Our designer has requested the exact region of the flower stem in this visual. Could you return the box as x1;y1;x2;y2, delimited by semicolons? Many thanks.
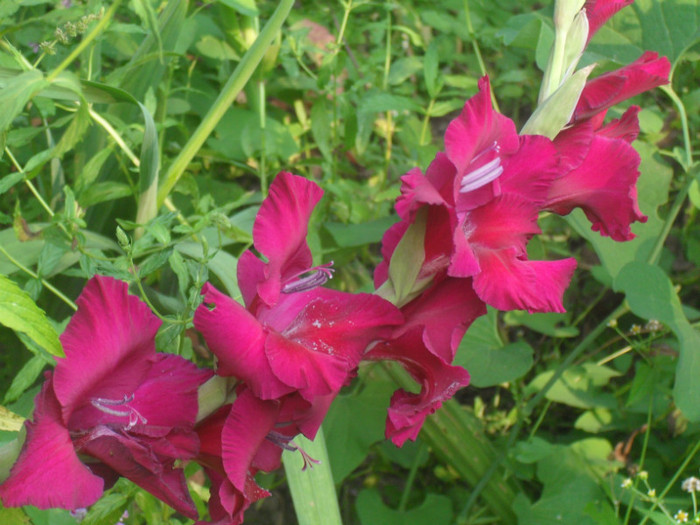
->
157;0;294;206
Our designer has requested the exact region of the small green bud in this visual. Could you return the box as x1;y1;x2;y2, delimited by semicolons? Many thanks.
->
116;226;131;250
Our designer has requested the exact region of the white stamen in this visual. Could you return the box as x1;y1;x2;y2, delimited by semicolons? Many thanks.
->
91;394;147;429
460;157;503;193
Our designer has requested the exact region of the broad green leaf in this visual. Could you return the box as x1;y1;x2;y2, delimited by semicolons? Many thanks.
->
589;0;700;66
283;427;342;525
515;439;614;525
504;311;579;338
455;308;534;387
324;370;394;484
359;91;423;114
0;70;49;132
525;364;620;409
356;490;452;525
0;274;62;357
614;262;700;421
388;57;423;85
0;406;24;432
324;216;398;248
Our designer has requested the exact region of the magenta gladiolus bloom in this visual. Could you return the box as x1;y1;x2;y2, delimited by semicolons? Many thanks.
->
386;78;576;313
194;172;403;402
0;276;211;517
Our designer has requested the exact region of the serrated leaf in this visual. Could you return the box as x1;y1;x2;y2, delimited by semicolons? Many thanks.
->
455;308;534;387
0;274;62;357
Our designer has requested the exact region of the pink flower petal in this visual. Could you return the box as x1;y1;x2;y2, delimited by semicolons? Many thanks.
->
598;105;640;143
574;52;670;122
472;250;577;313
584;0;634;42
399;278;486;362
0;380;104;510
265;289;402;400
54;275;161;424
251;172;324;306
444;77;519;179
221;390;278;495
81;427;198;519
367;329;471;447
194;283;292;400
548;126;645;241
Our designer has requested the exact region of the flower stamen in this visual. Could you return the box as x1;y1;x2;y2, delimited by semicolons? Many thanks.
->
91;394;147;430
282;262;335;294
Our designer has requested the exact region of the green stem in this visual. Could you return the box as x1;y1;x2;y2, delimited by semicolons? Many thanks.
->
398;443;427;512
156;0;294;206
463;0;498;112
283;426;343;525
0;244;77;311
46;1;122;82
647;86;696;265
638;439;700;525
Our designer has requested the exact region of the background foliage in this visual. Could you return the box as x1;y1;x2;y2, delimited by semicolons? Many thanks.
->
0;0;698;524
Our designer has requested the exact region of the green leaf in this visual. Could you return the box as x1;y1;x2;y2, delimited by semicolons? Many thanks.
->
53;100;91;159
505;311;579;337
3;355;48;405
0;274;62;357
324;369;394;484
0;70;49;132
311;98;332;161
217;0;259;17
176;242;239;298
356;490;452;525
283;427;342;525
455;308;534;387
0;406;24;432
324;216;398;248
424;40;440;98
614;261;700;421
0;172;24;196
359;91;423;114
525;364;620;409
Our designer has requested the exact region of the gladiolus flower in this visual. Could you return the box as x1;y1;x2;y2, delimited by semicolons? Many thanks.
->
0;276;211;517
